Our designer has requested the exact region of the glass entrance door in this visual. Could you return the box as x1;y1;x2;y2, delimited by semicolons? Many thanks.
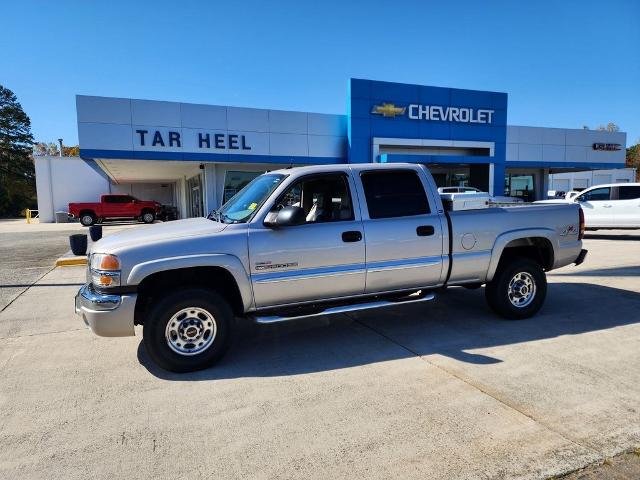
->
186;174;204;217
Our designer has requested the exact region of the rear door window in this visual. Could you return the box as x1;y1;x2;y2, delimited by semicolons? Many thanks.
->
360;170;430;219
617;186;640;200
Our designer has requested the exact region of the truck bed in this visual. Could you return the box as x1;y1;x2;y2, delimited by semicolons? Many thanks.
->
445;203;582;284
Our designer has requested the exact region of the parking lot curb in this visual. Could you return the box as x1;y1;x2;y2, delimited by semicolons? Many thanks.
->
55;253;87;267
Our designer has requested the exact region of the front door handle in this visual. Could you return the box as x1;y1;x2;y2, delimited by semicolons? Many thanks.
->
342;231;362;242
416;225;435;237
603;204;613;208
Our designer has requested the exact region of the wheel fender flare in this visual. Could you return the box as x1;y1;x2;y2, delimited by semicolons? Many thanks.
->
486;228;558;283
127;254;253;311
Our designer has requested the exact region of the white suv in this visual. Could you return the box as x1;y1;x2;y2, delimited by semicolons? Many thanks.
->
537;183;640;229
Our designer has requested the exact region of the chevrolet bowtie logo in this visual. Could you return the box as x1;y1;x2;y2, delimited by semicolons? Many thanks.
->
371;103;406;118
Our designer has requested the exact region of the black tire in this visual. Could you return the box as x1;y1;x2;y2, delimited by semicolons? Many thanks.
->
143;288;233;372
80;212;96;226
485;257;547;320
141;210;155;224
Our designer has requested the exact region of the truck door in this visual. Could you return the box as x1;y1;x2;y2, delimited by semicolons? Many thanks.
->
613;185;640;227
248;172;366;308
101;195;130;217
575;187;612;227
356;168;445;293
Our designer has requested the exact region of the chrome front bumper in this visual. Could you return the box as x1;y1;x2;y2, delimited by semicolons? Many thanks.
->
75;284;136;337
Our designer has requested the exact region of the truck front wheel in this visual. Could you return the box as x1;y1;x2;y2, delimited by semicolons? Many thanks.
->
485;257;547;320
80;212;96;226
141;211;155;223
143;288;233;372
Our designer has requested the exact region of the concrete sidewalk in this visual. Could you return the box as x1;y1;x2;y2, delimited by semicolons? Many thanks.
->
0;231;638;479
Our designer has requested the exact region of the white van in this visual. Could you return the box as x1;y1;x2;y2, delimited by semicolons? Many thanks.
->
536;183;640;229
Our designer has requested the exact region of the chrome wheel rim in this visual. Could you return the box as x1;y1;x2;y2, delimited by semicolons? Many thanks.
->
143;213;154;222
82;215;93;225
507;272;536;308
165;307;217;356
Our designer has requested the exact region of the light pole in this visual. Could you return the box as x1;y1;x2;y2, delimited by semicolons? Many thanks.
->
58;138;63;157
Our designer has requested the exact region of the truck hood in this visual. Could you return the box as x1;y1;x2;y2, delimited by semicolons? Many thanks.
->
91;218;228;253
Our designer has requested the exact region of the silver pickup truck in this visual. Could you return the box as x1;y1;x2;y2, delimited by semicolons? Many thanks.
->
76;163;587;372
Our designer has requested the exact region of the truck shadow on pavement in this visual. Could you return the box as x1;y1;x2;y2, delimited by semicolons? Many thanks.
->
550;266;640;277
138;282;640;381
584;233;640;241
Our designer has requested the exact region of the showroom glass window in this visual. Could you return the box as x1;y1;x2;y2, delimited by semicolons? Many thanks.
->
360;170;430;219
505;174;535;201
223;171;264;204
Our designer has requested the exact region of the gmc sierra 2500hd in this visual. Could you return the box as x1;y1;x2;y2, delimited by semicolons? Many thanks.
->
76;163;587;372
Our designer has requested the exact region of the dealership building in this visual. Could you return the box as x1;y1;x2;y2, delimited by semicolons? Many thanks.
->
35;78;627;222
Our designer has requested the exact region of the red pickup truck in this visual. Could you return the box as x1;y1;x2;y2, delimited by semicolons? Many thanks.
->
69;195;162;226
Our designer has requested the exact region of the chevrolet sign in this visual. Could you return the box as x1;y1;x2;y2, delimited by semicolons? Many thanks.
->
371;103;406;117
408;104;494;124
370;102;495;124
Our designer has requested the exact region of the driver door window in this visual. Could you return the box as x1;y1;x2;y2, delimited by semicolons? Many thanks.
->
249;173;365;308
577;187;611;202
266;175;354;224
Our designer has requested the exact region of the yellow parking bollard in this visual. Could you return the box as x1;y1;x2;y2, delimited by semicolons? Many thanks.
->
25;209;38;224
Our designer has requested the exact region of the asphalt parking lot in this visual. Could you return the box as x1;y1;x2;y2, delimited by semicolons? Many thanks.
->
0;229;72;310
0;226;639;479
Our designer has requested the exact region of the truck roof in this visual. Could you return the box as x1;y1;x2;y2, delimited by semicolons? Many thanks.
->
268;163;422;176
582;182;640;188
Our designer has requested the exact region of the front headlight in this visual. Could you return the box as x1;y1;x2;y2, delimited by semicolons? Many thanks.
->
90;253;121;288
90;253;120;271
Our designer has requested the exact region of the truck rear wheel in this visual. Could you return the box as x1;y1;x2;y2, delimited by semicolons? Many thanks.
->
143;288;233;372
485;257;547;320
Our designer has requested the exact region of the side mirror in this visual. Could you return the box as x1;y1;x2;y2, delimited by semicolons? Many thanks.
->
265;206;306;228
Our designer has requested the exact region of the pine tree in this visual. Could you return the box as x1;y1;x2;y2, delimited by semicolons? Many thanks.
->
0;85;35;216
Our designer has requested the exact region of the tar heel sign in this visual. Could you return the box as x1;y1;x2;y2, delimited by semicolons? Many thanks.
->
371;102;495;124
135;129;252;151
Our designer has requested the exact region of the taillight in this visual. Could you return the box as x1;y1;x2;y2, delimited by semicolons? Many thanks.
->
578;207;585;240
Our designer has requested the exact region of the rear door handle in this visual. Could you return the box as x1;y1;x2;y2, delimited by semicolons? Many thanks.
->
342;231;362;242
416;225;435;237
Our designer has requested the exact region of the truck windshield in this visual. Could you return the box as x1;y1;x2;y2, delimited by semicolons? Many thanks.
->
210;173;286;223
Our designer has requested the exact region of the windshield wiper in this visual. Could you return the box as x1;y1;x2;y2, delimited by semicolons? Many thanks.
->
208;210;237;224
207;210;222;222
220;212;239;224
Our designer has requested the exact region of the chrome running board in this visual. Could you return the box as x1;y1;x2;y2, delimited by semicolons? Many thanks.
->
252;290;435;324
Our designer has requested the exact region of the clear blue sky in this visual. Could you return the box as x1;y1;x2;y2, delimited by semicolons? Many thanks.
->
2;0;639;146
